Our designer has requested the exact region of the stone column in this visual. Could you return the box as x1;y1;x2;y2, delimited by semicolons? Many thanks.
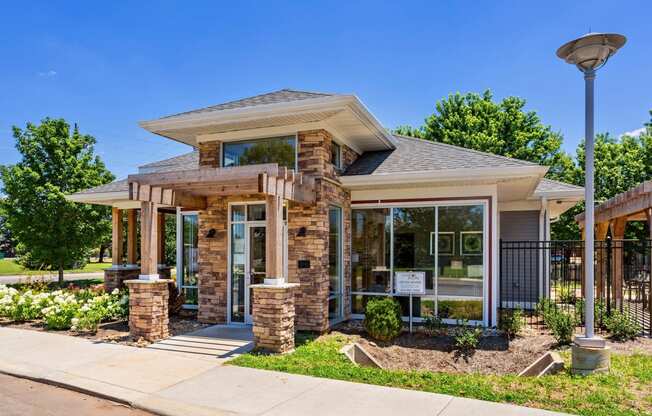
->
251;283;299;353
125;280;169;341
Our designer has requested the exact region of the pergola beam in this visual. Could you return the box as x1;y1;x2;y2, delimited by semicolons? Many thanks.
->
576;180;652;225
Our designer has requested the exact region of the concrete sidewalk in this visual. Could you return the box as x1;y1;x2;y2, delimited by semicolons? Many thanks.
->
0;271;104;285
0;327;568;416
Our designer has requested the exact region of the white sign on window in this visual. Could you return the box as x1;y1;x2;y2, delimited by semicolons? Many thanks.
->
394;271;426;295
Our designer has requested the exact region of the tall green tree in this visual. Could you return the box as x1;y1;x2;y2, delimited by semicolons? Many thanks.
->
395;90;574;182
0;119;115;282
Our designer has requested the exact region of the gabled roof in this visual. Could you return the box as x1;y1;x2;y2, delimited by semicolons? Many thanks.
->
160;89;334;120
343;135;538;176
138;151;198;173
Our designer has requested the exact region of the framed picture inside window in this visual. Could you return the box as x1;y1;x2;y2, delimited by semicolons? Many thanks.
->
430;231;454;255
460;231;483;255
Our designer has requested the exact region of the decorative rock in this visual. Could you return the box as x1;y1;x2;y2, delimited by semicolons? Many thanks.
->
571;344;611;375
251;283;299;353
125;280;170;342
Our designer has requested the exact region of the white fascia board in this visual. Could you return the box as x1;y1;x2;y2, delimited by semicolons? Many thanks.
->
139;95;395;151
65;191;129;204
340;166;548;188
531;189;585;201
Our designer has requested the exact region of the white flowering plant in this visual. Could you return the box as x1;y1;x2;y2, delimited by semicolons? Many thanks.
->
0;284;129;332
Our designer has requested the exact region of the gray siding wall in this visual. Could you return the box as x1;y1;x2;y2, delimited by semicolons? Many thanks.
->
500;210;540;306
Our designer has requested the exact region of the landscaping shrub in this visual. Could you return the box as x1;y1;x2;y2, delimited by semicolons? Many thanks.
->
423;313;446;335
363;297;402;342
604;310;640;341
535;298;557;320
498;308;524;339
0;284;129;332
557;285;577;305
545;309;577;345
453;319;483;351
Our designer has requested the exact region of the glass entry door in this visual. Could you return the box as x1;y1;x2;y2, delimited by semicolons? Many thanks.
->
246;226;266;324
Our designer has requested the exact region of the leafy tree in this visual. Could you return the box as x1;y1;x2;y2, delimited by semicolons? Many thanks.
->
0;119;115;282
0;202;16;257
400;90;574;177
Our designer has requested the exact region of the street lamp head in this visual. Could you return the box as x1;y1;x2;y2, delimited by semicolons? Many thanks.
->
556;32;626;73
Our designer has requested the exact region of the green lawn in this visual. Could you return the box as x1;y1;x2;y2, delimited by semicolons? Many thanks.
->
0;259;111;276
230;333;652;416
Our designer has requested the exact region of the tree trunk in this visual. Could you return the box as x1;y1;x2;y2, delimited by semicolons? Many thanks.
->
58;264;64;285
98;244;107;263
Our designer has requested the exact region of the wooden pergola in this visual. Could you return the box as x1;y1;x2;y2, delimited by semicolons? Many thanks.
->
576;180;652;307
121;163;315;280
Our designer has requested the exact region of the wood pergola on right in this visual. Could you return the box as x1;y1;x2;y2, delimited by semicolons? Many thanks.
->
576;179;652;306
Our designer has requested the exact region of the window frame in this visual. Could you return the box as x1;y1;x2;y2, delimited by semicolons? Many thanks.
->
330;140;342;169
220;134;298;171
350;199;489;326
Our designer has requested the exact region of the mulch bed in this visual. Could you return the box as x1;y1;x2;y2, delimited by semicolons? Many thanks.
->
333;320;652;375
0;310;210;348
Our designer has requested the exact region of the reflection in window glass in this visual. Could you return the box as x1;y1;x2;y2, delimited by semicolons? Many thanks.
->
247;204;266;221
230;223;246;323
231;205;245;222
181;215;198;305
351;209;391;294
331;141;341;168
437;205;484;321
328;206;342;322
223;136;296;169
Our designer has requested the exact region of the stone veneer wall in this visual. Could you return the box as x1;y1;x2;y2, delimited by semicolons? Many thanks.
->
198;141;221;168
287;130;355;331
194;131;357;330
251;284;298;353
197;193;262;323
126;280;169;341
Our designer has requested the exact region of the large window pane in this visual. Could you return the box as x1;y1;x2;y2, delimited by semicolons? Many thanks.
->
181;215;199;306
351;209;391;294
393;207;436;295
329;206;342;321
437;205;484;321
230;223;246;322
223;136;296;169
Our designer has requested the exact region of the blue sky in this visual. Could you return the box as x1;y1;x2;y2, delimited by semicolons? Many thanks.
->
1;1;650;180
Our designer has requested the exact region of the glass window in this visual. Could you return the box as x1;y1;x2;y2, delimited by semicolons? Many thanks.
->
222;136;296;170
393;207;436;296
437;205;484;321
180;214;199;306
231;205;245;222
329;206;343;322
230;223;246;322
331;141;341;168
351;209;391;294
247;204;266;221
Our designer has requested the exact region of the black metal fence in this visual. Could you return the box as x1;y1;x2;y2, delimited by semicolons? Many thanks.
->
499;239;651;336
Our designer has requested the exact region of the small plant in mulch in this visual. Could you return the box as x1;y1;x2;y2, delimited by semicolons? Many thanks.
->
423;313;447;336
363;297;402;342
453;319;482;353
604;310;641;341
498;308;525;339
544;309;577;345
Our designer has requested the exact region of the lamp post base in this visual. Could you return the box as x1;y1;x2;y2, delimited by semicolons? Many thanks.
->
571;336;610;375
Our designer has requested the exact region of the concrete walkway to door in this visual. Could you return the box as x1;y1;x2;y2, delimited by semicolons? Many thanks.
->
147;325;254;361
0;327;569;416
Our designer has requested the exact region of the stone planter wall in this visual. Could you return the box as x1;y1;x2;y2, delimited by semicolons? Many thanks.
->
104;267;140;292
125;280;169;342
251;284;299;353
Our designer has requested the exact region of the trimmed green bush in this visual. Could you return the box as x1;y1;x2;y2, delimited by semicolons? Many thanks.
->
364;297;403;342
545;309;577;345
454;319;483;351
498;308;525;339
604;310;640;341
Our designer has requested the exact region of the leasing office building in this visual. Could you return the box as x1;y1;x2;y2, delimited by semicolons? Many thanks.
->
69;89;583;334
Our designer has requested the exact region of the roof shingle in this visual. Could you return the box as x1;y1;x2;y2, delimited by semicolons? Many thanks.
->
161;89;334;120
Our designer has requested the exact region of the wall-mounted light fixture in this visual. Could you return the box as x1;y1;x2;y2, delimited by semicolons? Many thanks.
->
206;228;216;238
297;227;307;237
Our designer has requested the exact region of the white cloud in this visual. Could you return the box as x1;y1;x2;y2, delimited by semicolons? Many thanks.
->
37;70;57;78
619;127;646;138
